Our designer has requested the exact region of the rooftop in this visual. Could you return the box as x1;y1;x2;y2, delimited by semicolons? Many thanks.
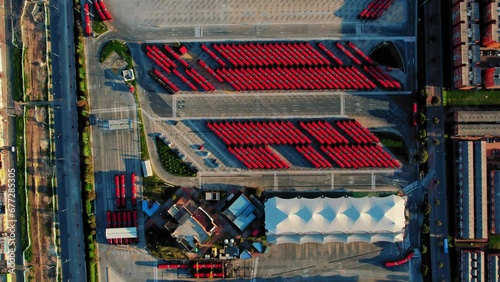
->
223;194;257;231
483;67;500;89
455;123;500;136
455;110;500;123
105;227;138;239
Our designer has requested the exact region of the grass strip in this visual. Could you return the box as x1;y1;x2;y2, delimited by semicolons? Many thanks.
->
444;89;500;106
74;2;98;281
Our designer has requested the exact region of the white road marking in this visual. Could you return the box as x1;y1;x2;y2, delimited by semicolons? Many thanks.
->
251;257;259;282
91;106;137;114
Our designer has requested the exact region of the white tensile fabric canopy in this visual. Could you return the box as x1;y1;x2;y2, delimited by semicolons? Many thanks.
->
265;195;406;245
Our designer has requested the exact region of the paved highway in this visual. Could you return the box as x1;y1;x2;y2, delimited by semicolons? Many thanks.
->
49;0;86;281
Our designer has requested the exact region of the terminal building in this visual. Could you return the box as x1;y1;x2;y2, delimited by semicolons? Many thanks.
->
488;254;500;282
455;141;488;240
459;250;486;281
459;250;500;282
491;170;500;233
454;138;500;282
264;195;406;245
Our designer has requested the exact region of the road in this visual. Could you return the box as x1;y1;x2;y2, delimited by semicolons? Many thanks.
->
422;0;451;280
49;0;86;281
83;19;144;282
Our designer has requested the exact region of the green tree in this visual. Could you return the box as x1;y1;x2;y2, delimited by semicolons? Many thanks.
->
424;203;431;215
419;129;427;139
421;264;429;276
433;117;440;124
431;96;441;105
434;179;440;185
437;220;442;226
418;113;427;124
418;149;429;163
88;214;96;225
85;190;96;201
433;138;440;145
422;224;430;234
421;245;428;254
439;262;444;268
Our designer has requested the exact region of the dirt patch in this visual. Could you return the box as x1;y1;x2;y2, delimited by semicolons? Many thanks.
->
21;2;57;281
23;1;48;101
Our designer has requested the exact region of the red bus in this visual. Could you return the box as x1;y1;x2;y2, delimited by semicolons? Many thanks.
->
157;263;188;269
412;103;418;126
385;252;414;267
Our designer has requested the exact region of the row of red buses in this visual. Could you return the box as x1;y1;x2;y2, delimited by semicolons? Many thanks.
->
385;252;414;267
212;42;329;67
206;120;311;146
359;0;394;20
227;145;290;170
321;144;400;169
83;3;92;36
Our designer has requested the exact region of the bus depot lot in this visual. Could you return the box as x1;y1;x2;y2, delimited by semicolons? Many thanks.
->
103;0;415;39
133;40;415;95
246;241;411;281
152;115;412;191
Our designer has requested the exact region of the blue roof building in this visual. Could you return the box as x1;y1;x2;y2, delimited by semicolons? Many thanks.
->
223;194;257;231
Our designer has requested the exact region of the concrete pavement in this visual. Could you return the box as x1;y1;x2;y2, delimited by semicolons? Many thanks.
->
49;0;86;280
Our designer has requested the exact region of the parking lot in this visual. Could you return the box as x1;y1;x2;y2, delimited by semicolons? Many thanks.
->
89;1;420;280
142;93;407;121
246;241;409;280
105;0;415;40
134;40;413;95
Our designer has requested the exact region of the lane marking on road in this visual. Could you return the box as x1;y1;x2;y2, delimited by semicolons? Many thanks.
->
91;106;137;114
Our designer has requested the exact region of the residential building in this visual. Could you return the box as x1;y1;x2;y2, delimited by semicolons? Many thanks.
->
459;250;486;281
482;0;500;48
482;67;500;89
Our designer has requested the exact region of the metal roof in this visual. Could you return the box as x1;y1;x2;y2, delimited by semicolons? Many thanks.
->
105;227;138;239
